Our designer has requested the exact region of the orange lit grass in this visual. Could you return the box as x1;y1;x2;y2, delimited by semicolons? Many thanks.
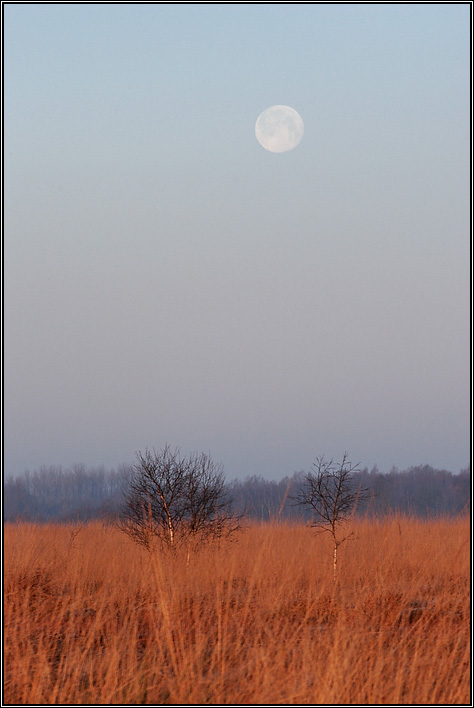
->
4;516;470;704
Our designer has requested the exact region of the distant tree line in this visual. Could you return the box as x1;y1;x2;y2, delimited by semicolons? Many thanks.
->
3;461;470;523
229;465;470;521
3;464;127;522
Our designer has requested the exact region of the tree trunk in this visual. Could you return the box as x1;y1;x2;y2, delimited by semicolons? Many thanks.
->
167;514;174;547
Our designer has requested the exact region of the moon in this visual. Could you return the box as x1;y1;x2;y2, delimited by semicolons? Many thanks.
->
255;105;304;153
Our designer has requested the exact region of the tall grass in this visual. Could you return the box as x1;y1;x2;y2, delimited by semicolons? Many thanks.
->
4;516;470;704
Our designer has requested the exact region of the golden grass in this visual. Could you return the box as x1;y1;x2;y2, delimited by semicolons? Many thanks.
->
4;516;470;704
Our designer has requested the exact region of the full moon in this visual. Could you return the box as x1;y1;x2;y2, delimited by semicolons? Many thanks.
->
255;105;304;153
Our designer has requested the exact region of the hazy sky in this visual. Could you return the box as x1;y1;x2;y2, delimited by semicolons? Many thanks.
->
4;4;470;480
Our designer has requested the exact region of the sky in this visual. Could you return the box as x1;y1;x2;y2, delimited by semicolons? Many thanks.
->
4;3;471;481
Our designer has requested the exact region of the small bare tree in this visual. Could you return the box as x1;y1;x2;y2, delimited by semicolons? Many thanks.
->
293;453;370;580
118;445;242;555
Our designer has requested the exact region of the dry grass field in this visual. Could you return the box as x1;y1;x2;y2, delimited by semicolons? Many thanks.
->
3;516;470;705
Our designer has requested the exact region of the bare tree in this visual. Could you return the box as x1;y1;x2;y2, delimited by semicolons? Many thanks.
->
118;445;242;555
293;453;370;580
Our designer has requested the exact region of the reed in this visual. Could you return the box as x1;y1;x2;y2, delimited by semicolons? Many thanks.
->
4;516;470;704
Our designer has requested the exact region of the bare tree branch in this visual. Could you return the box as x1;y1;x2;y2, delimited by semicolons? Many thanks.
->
292;453;371;579
117;445;242;553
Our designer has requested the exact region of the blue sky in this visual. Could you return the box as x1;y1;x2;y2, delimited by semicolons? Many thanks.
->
4;4;470;479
